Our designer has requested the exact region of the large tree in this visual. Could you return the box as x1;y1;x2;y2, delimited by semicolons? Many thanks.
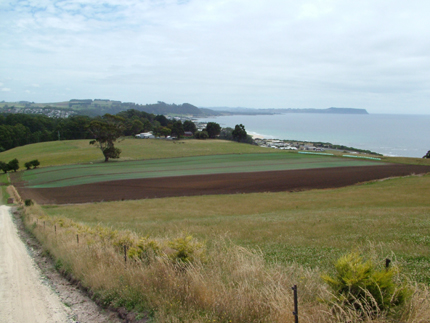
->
0;161;9;173
88;114;125;162
205;122;221;139
7;158;19;172
424;150;430;158
183;120;197;134
232;124;248;142
171;120;185;139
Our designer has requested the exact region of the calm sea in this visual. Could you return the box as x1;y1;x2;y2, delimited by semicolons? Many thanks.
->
197;114;430;158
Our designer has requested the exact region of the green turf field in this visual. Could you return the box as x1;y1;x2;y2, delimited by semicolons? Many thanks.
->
19;152;384;188
0;138;274;167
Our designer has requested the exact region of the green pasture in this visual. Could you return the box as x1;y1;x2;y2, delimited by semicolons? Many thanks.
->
43;173;430;284
1;138;428;170
17;152;383;188
0;138;273;167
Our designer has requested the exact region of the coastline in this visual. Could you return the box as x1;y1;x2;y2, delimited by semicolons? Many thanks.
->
196;113;430;158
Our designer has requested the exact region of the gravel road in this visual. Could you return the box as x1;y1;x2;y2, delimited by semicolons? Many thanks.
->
0;205;72;322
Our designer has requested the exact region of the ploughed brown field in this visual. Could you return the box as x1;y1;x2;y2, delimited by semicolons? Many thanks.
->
16;164;430;205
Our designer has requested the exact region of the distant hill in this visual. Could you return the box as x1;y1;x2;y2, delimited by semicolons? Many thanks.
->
1;100;368;117
0;99;220;117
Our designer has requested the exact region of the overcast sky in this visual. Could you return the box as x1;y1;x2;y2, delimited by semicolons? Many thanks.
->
1;1;430;114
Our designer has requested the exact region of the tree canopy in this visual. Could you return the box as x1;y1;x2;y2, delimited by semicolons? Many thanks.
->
232;124;248;142
88;114;125;162
183;120;197;134
171;120;185;139
205;122;221;139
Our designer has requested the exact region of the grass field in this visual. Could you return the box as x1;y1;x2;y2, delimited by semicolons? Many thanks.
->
17;152;383;188
42;172;430;284
1;138;429;169
0;138;273;167
6;139;430;321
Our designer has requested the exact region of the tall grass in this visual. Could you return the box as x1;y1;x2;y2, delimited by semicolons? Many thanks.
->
43;174;430;284
22;204;430;322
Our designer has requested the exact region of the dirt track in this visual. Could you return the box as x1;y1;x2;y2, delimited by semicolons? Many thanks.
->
16;164;430;205
0;205;72;322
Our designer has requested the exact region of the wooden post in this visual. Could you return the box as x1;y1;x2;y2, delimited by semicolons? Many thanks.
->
386;258;391;269
124;245;127;264
292;285;299;323
77;234;79;244
55;225;56;234
44;221;45;230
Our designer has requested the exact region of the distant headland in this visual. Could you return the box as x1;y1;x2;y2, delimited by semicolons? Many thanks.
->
204;107;369;115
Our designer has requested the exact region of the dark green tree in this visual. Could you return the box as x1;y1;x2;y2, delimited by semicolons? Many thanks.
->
88;114;125;162
194;130;209;139
7;158;19;172
31;159;40;168
232;124;248;142
205;122;221;139
155;115;169;127
141;119;153;132
129;119;144;135
423;150;430;158
160;127;172;138
183;120;197;134
171;120;185;139
25;159;40;170
0;161;9;173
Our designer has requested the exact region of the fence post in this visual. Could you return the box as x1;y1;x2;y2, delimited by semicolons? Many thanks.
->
292;285;299;323
55;225;56;234
386;258;391;269
77;234;79;245
44;221;45;230
124;245;127;264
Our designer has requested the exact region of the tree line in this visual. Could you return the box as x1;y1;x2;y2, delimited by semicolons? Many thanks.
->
0;110;253;161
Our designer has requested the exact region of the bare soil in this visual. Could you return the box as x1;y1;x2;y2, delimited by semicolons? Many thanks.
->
15;164;430;205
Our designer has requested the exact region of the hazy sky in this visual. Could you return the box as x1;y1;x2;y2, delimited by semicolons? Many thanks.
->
1;1;430;114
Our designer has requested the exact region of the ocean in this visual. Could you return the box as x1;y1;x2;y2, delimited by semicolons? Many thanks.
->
197;113;430;158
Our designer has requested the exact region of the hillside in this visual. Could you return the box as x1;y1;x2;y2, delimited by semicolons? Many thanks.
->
4;138;430;322
0;99;220;117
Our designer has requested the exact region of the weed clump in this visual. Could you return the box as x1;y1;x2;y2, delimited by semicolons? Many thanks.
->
168;234;205;264
128;237;161;264
322;252;410;317
25;199;33;206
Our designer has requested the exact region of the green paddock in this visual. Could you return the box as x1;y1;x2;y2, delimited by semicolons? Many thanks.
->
19;152;384;188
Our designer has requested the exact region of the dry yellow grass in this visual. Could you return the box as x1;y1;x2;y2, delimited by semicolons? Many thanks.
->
21;207;430;322
43;173;430;283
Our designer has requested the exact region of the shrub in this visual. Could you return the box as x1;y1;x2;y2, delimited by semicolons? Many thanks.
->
168;235;205;264
25;160;41;170
31;159;40;168
322;252;410;316
127;237;161;264
25;199;34;206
